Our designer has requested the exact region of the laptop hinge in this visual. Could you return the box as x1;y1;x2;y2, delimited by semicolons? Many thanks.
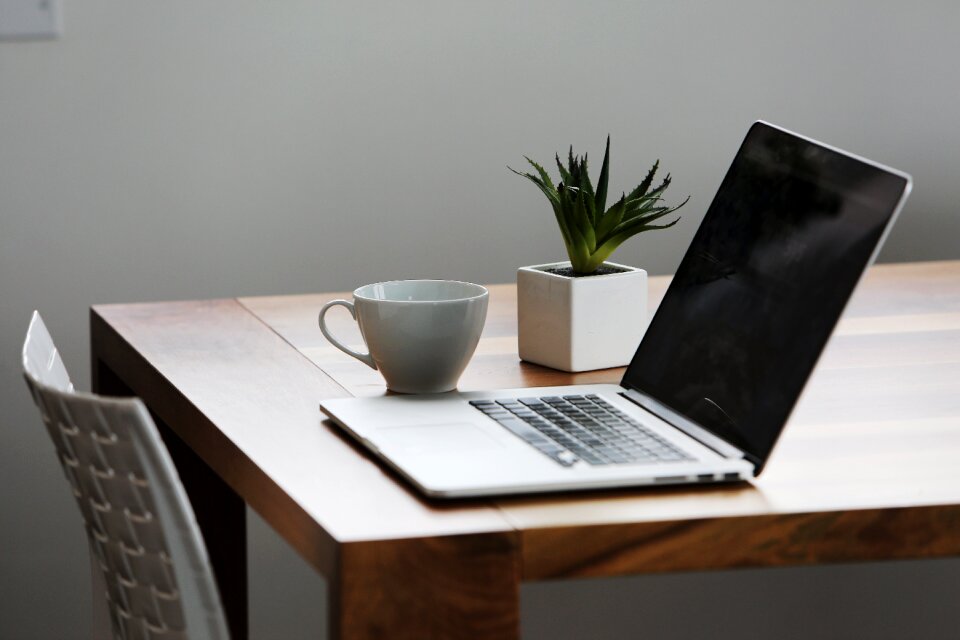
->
620;389;758;469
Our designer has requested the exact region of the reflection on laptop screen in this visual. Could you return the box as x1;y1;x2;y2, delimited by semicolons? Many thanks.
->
622;122;910;465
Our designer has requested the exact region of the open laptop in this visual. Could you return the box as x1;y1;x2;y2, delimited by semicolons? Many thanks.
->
320;121;912;498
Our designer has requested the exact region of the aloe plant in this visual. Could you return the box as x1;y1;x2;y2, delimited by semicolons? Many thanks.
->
510;136;688;275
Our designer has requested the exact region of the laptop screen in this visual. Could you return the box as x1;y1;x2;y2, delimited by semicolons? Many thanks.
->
621;121;910;469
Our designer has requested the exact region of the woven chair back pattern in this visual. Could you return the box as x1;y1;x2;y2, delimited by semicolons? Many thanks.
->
23;312;229;640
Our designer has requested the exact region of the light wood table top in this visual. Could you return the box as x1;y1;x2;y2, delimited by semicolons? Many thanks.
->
90;260;960;639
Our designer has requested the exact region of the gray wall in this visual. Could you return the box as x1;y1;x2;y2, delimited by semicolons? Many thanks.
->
2;1;959;638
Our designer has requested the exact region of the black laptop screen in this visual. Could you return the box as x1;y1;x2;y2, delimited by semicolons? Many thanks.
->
621;122;909;468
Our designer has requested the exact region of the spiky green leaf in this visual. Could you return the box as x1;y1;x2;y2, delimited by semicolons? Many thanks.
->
524;156;556;192
642;173;673;202
595;192;627;243
555;153;573;187
565;216;592;271
621;195;663;221
610;215;682;242
572;190;596;251
595;135;611;216
613;196;688;237
626;160;660;201
507;166;560;208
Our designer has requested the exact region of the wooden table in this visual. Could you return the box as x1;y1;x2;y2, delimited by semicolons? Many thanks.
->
90;261;960;640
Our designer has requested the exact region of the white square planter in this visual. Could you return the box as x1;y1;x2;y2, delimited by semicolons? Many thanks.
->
517;261;648;372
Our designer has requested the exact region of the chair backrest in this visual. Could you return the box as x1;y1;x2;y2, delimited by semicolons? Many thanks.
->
22;312;230;640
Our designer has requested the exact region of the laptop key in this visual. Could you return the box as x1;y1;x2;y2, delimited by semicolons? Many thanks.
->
473;403;497;411
580;452;610;465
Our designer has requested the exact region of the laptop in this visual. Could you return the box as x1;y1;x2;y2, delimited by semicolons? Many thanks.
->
320;121;912;498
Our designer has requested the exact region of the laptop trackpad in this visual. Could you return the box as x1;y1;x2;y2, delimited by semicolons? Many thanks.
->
375;422;505;455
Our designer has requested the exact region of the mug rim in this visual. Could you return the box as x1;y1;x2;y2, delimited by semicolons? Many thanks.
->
353;279;489;304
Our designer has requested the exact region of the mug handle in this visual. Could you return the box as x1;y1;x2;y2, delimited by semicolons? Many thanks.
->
318;300;377;370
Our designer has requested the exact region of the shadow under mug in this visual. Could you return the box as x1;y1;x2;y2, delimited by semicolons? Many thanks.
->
318;280;489;394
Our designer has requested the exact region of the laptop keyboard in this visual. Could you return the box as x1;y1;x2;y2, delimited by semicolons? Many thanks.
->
470;394;694;467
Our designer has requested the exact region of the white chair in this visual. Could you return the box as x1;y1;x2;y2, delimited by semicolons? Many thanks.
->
22;311;231;640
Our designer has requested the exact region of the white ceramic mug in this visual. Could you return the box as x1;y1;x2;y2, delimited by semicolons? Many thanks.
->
318;280;489;394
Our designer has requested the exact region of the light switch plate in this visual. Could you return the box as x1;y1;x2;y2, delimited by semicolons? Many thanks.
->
0;0;62;40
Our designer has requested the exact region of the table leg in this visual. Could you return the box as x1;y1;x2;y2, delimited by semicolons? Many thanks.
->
330;533;521;640
93;360;249;640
